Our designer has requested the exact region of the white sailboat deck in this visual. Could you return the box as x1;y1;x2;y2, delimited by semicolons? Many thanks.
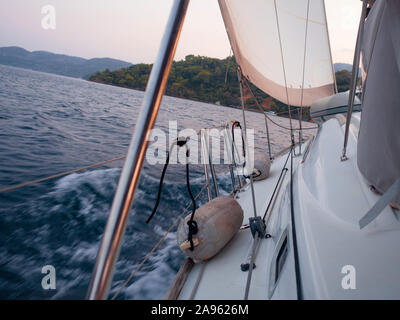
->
178;114;400;300
179;141;302;300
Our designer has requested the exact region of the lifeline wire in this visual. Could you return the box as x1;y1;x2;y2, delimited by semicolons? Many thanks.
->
298;0;311;153
0;156;126;194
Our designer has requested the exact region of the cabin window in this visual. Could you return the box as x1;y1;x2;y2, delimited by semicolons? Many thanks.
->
275;236;288;285
268;228;289;298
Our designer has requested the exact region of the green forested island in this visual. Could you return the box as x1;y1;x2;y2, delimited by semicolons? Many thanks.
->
89;55;352;118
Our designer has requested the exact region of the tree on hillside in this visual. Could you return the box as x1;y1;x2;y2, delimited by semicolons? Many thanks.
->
335;70;351;92
89;55;356;121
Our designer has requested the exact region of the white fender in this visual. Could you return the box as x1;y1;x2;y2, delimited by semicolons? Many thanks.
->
177;195;243;262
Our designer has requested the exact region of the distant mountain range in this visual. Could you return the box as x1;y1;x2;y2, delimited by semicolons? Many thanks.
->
0;46;132;79
0;46;356;81
334;62;362;76
334;63;352;72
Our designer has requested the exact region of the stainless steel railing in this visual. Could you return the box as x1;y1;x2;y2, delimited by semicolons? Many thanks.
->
87;0;190;300
341;0;368;161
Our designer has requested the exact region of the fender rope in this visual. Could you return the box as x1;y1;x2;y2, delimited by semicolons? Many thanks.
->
145;138;198;251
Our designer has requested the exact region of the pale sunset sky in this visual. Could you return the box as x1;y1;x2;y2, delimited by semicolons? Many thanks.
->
0;0;362;64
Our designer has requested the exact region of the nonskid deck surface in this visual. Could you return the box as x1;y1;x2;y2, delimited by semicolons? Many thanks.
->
178;114;400;300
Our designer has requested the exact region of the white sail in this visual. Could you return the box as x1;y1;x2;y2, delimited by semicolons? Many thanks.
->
218;0;336;106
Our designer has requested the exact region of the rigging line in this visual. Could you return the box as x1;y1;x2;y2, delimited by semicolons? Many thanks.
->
111;182;208;300
242;78;318;131
273;0;294;135
289;145;303;299
222;128;237;192
273;107;304;116
145;146;172;224
201;129;220;197
264;105;310;117
200;130;214;200
237;68;250;153
264;113;318;131
277;106;302;111
185;146;199;252
224;48;233;86
243;233;262;300
0;156;126;194
262;148;291;221
225;125;244;189
298;0;311;154
146;139;197;250
146;139;191;224
237;69;250;169
237;68;258;218
241;80;272;159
